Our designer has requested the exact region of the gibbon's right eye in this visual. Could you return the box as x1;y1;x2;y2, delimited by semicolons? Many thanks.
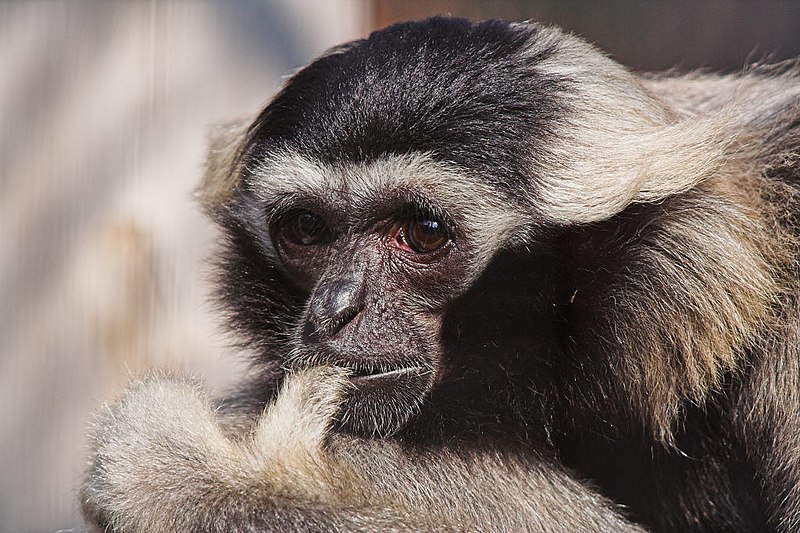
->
403;216;449;254
279;211;332;246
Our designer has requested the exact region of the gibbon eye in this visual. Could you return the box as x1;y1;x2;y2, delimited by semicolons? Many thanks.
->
280;211;331;246
402;216;449;254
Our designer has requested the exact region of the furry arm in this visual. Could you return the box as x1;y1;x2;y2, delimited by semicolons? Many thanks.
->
80;368;645;532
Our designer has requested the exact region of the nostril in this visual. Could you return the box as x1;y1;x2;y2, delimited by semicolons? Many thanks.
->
301;306;360;344
330;305;359;334
302;278;365;344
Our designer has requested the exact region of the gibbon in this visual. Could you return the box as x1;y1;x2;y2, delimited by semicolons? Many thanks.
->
82;17;800;532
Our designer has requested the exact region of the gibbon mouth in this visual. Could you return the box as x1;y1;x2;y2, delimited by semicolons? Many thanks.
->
348;366;427;387
337;364;434;437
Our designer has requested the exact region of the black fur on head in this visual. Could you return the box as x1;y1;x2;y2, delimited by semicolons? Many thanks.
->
241;17;567;195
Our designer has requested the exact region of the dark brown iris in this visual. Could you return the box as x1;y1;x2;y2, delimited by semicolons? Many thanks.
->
280;211;331;246
403;216;448;254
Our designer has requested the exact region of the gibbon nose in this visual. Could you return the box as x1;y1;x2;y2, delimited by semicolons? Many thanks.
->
302;279;364;344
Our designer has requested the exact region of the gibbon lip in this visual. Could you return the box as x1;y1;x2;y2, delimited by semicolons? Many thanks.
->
348;366;426;385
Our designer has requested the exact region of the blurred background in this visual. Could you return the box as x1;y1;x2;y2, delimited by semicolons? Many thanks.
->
2;1;800;531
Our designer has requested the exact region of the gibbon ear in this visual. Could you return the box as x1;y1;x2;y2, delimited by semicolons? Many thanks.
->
196;118;250;213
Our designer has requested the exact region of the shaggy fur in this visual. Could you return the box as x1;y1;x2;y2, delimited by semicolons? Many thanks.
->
83;17;800;532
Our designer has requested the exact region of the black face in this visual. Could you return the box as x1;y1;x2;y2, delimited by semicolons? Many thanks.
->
266;202;468;436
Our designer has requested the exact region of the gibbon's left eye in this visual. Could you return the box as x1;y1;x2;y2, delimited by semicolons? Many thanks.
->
279;210;332;246
399;216;449;254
